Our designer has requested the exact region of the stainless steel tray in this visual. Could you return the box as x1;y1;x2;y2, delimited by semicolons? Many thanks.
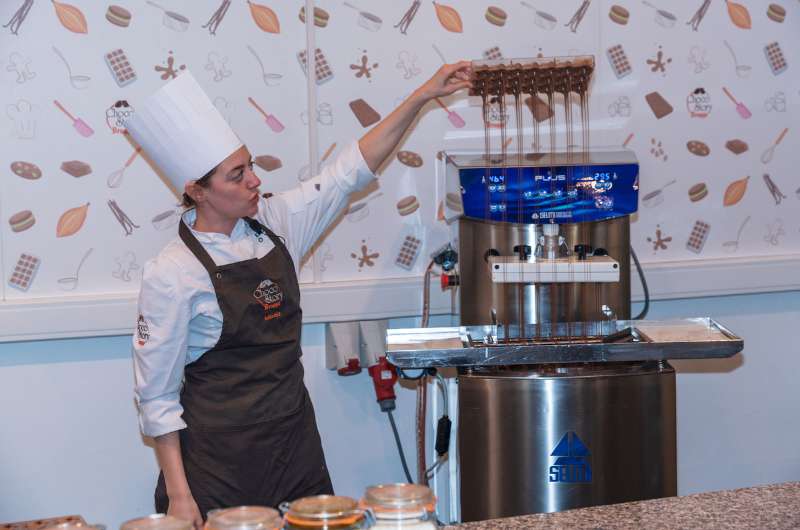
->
386;318;743;368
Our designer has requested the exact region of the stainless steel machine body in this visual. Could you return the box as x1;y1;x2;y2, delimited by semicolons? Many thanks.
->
455;215;677;521
458;215;631;326
434;148;683;520
458;362;676;520
388;144;742;521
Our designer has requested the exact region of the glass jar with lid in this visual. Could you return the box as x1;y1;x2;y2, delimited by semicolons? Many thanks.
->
120;514;193;530
361;484;438;529
42;523;103;530
205;506;281;530
284;495;368;529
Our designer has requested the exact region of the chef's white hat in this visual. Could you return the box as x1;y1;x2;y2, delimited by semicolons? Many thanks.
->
124;70;242;191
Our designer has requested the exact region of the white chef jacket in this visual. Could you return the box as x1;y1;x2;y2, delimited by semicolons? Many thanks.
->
133;140;375;438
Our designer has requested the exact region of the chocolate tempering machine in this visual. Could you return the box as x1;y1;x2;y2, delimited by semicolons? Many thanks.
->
385;57;743;522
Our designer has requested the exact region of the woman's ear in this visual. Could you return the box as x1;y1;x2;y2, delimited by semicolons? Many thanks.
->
185;180;205;205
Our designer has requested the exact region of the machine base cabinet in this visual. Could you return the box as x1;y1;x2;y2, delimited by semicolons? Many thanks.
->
458;361;677;522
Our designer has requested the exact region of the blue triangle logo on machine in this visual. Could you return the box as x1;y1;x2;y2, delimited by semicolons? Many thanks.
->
551;431;590;457
549;432;592;483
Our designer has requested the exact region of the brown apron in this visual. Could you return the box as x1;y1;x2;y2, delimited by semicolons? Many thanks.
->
155;217;333;516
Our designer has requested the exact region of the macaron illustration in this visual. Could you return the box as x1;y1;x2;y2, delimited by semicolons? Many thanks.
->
485;6;507;26
9;210;35;232
106;5;132;27
609;5;629;25
767;3;785;23
299;6;330;27
396;195;420;216
445;192;463;212
688;182;708;202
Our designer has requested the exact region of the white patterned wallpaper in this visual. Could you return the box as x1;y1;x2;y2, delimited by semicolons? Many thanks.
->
1;0;797;302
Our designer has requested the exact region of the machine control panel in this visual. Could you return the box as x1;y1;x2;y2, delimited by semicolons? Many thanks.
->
444;150;639;225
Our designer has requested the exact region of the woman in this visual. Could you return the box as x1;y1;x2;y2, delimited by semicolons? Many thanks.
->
127;63;471;528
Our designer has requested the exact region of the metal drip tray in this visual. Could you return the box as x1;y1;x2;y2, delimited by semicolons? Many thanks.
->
386;318;742;368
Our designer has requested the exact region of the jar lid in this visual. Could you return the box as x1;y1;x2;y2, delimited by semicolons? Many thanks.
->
42;521;98;530
206;506;281;530
362;484;436;512
285;495;363;523
120;515;193;530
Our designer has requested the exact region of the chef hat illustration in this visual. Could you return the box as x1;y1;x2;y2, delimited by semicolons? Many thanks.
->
124;70;242;192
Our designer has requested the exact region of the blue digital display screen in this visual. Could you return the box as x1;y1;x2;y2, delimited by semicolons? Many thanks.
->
458;163;639;224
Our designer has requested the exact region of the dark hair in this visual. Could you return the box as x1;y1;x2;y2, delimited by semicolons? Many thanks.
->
182;164;218;208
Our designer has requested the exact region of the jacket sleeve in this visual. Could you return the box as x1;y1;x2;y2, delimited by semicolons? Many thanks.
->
256;139;376;268
132;255;192;438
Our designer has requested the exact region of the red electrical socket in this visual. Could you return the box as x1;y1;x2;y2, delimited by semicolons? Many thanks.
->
441;272;460;289
368;356;398;406
337;358;362;376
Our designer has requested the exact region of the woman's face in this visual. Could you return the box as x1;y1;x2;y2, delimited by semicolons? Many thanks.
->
194;145;262;219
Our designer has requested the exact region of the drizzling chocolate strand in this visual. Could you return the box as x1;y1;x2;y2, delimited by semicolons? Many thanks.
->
470;56;596;339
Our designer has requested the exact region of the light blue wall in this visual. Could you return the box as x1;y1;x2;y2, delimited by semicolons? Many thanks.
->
1;292;799;527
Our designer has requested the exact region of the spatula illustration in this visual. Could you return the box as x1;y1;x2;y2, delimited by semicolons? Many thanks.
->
54;99;94;137
721;86;751;119
247;96;284;132
434;97;465;128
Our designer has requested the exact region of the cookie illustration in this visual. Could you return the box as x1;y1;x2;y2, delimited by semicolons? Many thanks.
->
349;98;381;127
397;150;423;167
686;140;710;156
254;155;282;172
725;139;748;154
11;161;41;180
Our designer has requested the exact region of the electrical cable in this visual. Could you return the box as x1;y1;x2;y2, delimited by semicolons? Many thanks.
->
397;367;427;381
435;372;448;418
387;409;414;484
421;259;436;328
630;246;650;320
415;377;427;484
425;456;444;479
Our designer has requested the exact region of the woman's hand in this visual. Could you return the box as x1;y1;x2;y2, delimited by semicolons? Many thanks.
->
414;61;473;100
357;60;472;172
168;493;204;530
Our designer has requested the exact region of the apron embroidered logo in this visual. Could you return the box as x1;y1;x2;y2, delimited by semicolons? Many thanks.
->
136;314;150;346
254;278;283;320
